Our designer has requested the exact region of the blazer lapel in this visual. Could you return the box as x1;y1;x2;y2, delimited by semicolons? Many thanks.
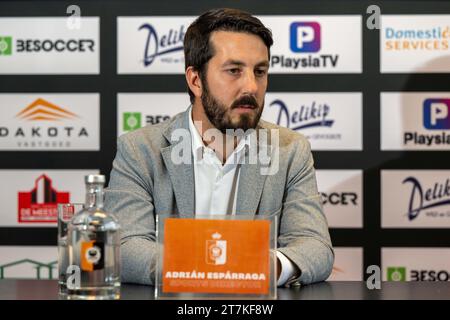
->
235;127;272;216
161;110;195;218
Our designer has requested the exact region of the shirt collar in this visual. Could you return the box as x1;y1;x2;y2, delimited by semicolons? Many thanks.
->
188;106;250;164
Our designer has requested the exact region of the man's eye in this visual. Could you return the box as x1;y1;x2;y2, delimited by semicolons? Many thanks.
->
255;69;267;77
228;68;240;74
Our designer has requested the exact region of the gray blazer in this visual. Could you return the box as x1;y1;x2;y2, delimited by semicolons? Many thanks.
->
104;108;334;286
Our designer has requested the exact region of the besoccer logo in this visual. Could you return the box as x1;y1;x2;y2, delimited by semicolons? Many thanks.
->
290;22;321;53
123;112;141;131
387;267;406;281
0;36;12;55
423;98;450;130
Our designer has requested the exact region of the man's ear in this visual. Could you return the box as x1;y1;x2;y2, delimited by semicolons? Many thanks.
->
185;66;202;100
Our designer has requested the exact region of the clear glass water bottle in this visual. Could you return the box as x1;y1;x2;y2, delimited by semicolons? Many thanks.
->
67;174;121;299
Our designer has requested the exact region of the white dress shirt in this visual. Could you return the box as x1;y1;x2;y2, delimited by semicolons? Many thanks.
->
188;107;296;286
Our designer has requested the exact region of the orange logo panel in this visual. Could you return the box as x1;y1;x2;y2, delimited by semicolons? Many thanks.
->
162;218;270;294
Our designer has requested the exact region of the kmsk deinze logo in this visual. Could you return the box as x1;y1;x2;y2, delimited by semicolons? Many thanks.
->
258;16;361;73
382;170;450;228
0;94;99;150
262;93;362;150
117;17;195;74
0;18;99;74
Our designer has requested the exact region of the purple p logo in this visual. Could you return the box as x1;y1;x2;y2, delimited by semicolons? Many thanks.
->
290;22;321;53
423;99;450;130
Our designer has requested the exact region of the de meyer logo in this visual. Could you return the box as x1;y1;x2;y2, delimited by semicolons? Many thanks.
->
18;174;70;223
423;98;450;130
0;36;12;55
290;22;321;53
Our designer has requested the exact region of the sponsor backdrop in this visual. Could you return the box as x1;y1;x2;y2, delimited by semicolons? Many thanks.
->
0;0;450;282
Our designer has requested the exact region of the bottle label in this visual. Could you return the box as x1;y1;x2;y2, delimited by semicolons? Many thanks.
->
81;240;105;271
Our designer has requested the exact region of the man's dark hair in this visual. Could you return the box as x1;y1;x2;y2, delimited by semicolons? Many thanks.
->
184;8;273;103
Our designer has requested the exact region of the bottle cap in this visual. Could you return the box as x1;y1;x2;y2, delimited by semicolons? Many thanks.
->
85;174;105;184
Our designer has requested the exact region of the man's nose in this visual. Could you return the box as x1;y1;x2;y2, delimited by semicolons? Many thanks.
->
241;70;258;95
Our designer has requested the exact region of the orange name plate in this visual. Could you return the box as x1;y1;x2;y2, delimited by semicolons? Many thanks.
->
162;218;270;294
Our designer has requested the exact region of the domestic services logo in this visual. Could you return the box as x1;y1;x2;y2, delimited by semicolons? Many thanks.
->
384;25;449;52
381;15;450;73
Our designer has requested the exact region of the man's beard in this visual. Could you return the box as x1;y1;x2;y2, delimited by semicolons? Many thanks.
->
201;79;264;134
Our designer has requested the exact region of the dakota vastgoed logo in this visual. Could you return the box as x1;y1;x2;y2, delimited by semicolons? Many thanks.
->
0;36;12;55
402;176;450;221
0;98;89;149
16;98;78;121
404;98;450;146
123;112;170;132
271;21;339;69
18;174;70;223
268;99;335;133
139;23;185;67
0;259;57;279
387;266;450;281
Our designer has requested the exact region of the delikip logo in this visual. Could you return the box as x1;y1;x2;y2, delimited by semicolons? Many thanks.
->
16;98;78;121
18;174;70;223
139;23;185;67
423;99;450;130
0;36;12;55
290;22;321;53
269;99;334;131
402;176;450;221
